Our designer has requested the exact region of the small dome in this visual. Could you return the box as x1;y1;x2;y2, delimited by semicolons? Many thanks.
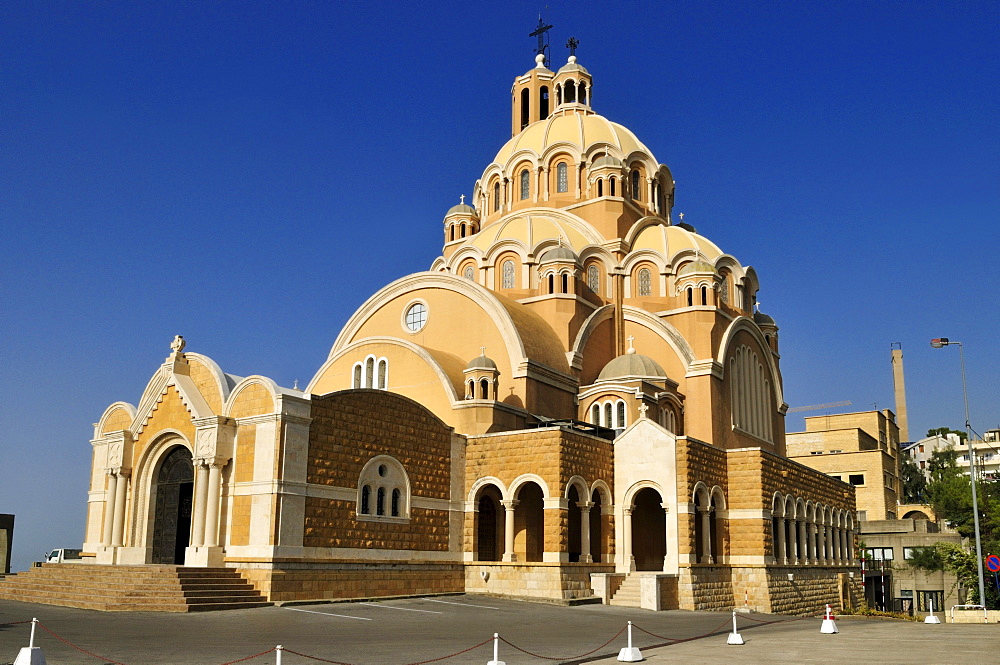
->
557;56;590;76
597;352;666;381
466;354;497;371
539;245;578;264
754;311;776;326
591;154;622;168
447;203;478;217
678;260;717;277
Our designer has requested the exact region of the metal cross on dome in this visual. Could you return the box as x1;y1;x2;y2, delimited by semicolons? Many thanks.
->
529;16;553;66
566;37;579;56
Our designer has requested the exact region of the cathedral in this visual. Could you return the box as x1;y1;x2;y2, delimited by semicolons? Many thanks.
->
81;47;859;613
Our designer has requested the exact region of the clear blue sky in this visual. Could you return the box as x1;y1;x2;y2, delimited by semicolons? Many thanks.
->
1;1;997;574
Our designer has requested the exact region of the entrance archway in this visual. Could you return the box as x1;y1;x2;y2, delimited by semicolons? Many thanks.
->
567;485;581;562
150;446;194;564
514;482;544;562
476;486;503;561
631;487;666;571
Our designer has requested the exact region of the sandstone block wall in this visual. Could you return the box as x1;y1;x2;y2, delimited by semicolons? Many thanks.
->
465;563;612;600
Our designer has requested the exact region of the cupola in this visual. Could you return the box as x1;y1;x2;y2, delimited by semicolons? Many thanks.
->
511;53;555;136
443;195;480;244
596;343;667;381
552;54;593;112
538;241;579;295
464;350;500;400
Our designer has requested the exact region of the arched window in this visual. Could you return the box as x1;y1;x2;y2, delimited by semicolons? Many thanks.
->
701;285;708;305
730;344;773;442
449;225;455;241
460;223;466;238
617;400;626;429
720;277;730;303
463;265;474;280
597;179;603;196
377;359;388;390
365;357;375;388
502;260;515;289
360;485;371;515
547;273;554;294
638;268;652;296
480;378;490;400
579;81;588;105
520;88;530;130
467;379;475;399
566;80;576;103
353;363;362;389
493;182;500;212
561;272;568;293
557;163;568;193
376;487;385;516
391;488;401;517
520;169;530;200
631;170;640;200
591;403;600;425
609;177;616;196
604;402;613;429
656;183;663;213
686;287;693;307
540;86;549;118
587;264;600;293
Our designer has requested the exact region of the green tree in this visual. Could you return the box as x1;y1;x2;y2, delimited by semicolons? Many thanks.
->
933;542;1000;609
901;455;927;503
926;426;966;441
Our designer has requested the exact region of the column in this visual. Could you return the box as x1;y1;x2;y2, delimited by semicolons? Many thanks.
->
807;522;817;564
816;524;826;564
191;462;209;548
111;471;129;547
102;472;118;546
661;503;671;572
847;528;855;564
541;167;549;201
699;506;713;564
501;500;518;562
775;517;787;564
533;167;542;203
622;508;634;570
204;463;223;548
833;528;842;564
787;519;798;564
840;529;849;565
578;501;593;563
798;520;808;564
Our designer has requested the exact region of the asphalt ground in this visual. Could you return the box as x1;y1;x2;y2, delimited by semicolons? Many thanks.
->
0;595;994;665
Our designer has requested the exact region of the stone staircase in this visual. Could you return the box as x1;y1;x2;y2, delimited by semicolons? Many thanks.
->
0;564;270;612
609;573;642;608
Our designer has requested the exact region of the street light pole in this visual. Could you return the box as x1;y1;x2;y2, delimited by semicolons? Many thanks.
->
930;338;987;608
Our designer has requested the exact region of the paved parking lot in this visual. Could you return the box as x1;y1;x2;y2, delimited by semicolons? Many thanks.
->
0;595;993;665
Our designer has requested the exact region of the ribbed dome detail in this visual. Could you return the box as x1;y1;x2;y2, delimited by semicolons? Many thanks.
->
539;246;578;263
597;353;666;381
466;355;498;371
446;203;478;217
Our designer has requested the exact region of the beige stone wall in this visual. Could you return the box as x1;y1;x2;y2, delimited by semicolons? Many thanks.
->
101;407;132;434
465;563;611;600
678;565;734;611
229;383;275;419
133;386;196;463
302;391;454;551
188;357;223;414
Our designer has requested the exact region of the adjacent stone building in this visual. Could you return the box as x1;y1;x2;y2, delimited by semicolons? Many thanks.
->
78;49;859;613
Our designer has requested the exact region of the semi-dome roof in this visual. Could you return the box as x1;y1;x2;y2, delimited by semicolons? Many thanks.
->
557;55;590;76
597;348;667;381
447;203;478;217
492;112;655;167
754;310;776;326
539;245;578;263
630;224;724;263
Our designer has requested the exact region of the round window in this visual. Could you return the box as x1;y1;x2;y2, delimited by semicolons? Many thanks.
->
404;302;427;332
378;464;387;477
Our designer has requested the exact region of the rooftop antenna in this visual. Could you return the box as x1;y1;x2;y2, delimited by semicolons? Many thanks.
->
529;15;553;68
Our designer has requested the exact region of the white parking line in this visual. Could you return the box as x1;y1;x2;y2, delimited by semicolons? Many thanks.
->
284;607;372;621
358;602;443;614
424;598;499;610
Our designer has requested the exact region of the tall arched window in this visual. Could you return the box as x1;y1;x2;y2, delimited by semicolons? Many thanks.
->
376;487;386;516
591;403;600;425
539;86;549;118
557;163;568;193
566;80;576;103
493;182;500;212
730;344;773;442
587;264;600;293
638;268;652;296
604;402;613;429
520;88;530;130
520;169;530;199
701;285;708;305
502;260;515;289
579;81;588;105
480;378;490;400
656;183;663;213
631;170;640;200
360;485;371;515
377;359;388;390
616;400;626;429
391;488;401;517
597;179;603;196
449;225;455;241
609;177;616;196
561;272;568;293
686;287;693;307
460;223;466;238
467;379;475;399
548;273;554;294
353;364;362;389
720;277;730;303
365;357;375;388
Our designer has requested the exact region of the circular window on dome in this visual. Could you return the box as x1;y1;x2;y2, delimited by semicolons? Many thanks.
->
403;301;427;332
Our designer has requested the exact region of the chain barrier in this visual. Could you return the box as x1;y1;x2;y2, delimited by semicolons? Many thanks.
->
0;621;31;627
402;636;493;665
499;624;627;661
217;647;278;665
37;622;129;665
280;648;354;665
634;614;732;643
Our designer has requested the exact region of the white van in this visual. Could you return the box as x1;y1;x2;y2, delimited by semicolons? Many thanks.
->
45;548;83;563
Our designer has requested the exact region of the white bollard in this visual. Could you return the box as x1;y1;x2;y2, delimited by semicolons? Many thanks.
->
486;632;506;665
617;620;643;662
820;604;839;634
276;644;283;665
13;618;47;665
924;598;941;624
727;610;745;645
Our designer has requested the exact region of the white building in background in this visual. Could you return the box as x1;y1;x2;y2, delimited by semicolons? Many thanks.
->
905;428;1000;481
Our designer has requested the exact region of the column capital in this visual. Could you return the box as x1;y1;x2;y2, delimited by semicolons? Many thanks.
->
577;501;595;510
106;467;131;478
500;499;520;511
659;503;670;513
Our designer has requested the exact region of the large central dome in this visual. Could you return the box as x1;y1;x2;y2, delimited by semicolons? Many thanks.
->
492;111;657;169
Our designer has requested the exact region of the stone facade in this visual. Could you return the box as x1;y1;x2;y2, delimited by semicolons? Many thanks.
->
78;50;859;614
